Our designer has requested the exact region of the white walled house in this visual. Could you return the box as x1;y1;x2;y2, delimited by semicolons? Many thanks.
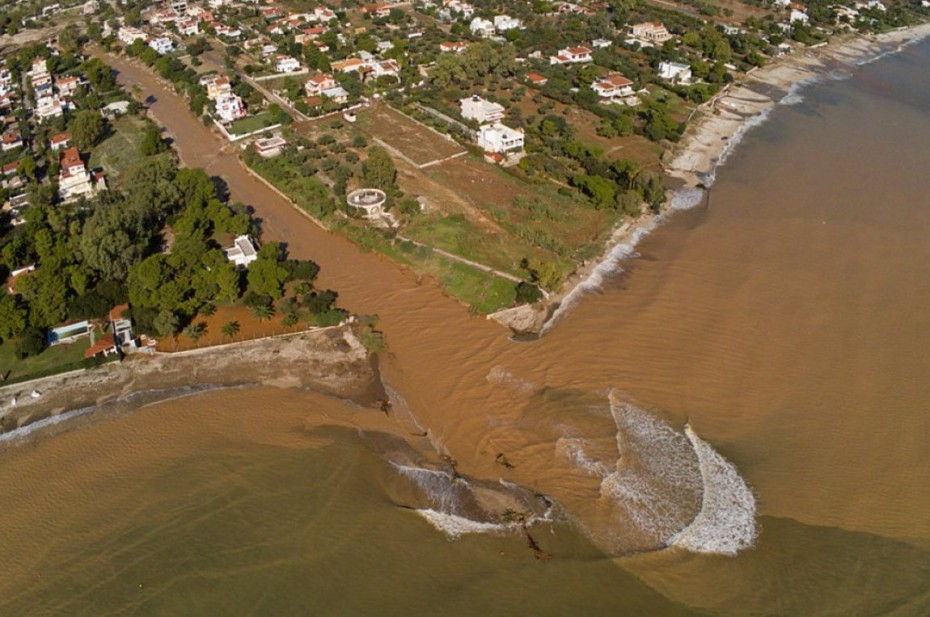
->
224;235;258;267
493;15;524;31
149;36;175;54
118;26;147;45
549;46;593;64
460;95;505;123
629;22;672;46
591;74;634;100
214;92;247;123
469;17;495;37
658;61;692;84
477;123;524;153
275;55;302;73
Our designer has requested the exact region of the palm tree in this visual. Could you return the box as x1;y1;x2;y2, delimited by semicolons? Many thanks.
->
221;320;240;341
251;303;275;321
183;322;207;342
200;303;217;317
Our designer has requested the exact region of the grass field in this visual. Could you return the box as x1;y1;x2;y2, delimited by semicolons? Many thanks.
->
0;337;91;384
89;115;159;187
228;112;276;136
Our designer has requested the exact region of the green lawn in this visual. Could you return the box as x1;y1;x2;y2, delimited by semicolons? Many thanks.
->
89;115;152;187
228;112;277;136
0;337;92;384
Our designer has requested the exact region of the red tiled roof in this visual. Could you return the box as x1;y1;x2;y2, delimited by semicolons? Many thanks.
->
84;332;116;358
109;303;130;321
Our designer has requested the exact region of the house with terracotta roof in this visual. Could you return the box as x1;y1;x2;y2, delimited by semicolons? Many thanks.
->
50;132;71;151
629;22;672;46
363;3;392;18
526;72;548;87
440;41;468;54
304;73;337;96
549;46;593;64
84;332;118;359
591;73;634;100
58;146;103;201
55;75;81;97
1;131;23;151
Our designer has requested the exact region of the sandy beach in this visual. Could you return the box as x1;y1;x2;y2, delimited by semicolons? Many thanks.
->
0;325;380;441
491;22;930;335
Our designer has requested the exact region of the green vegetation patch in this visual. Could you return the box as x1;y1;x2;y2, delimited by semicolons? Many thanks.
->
0;337;91;384
88;116;165;187
228;112;277;136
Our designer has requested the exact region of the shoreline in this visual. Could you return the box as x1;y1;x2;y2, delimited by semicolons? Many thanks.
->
0;326;381;443
491;23;930;336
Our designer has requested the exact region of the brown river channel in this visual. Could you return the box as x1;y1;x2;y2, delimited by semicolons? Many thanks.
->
0;45;928;615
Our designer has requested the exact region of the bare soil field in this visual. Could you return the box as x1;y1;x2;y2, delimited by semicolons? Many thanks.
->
354;105;466;167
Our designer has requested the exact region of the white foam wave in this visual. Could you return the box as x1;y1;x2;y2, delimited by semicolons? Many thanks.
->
556;437;610;477
669;426;758;555
540;221;657;335
599;401;704;546
392;463;467;512
486;366;535;393
0;404;97;443
415;509;515;539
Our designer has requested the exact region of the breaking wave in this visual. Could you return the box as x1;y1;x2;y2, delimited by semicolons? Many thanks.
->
573;396;758;556
392;463;469;513
556;436;610;477
416;509;515;539
669;426;758;555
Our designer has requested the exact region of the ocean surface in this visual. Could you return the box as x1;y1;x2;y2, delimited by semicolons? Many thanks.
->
3;38;930;616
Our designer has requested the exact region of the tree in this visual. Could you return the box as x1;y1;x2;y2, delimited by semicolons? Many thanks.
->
361;147;396;193
153;309;180;337
214;262;241;303
0;293;27;342
247;254;289;299
515;281;543;304
17;157;36;182
16;327;47;359
139;126;167;156
183;321;207;341
251;302;274;321
221;320;240;340
69;110;105;151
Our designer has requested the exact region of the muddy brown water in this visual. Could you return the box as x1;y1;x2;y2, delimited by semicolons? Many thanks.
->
1;45;928;615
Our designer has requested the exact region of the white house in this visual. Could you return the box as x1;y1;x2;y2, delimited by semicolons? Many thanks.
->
56;75;81;97
224;235;258;267
439;41;468;54
35;95;65;120
58;147;103;202
275;55;302;73
493;15;524;31
50;132;70;151
477;123;524;153
371;59;400;79
118;26;147;45
1;131;22;152
177;18;200;36
215;92;247;123
215;24;242;38
549;46;593;64
149;36;175;54
442;0;475;19
254;136;286;158
305;73;337;96
469;17;495;37
629;22;672;45
460;95;505;123
658;61;692;84
591;74;634;100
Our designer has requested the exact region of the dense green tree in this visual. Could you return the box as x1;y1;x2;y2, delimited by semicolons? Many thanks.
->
69;110;105;151
361;147;396;193
0;293;27;342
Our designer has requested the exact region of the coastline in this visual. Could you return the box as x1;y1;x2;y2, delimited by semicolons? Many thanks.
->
493;22;930;336
0;326;381;443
